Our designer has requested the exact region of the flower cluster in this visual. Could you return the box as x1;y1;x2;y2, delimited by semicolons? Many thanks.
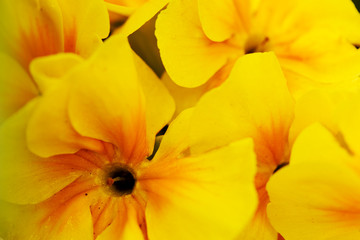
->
1;0;360;240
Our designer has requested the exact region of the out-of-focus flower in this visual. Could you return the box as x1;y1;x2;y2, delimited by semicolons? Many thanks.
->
0;36;258;240
188;52;294;239
267;92;360;239
0;0;109;122
156;0;360;98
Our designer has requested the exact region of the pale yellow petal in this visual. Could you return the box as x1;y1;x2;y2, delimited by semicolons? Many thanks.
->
0;53;38;122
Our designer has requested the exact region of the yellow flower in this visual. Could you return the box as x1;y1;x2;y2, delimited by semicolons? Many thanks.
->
0;0;109;122
0;36;258;240
156;0;360;97
266;87;360;240
188;52;294;239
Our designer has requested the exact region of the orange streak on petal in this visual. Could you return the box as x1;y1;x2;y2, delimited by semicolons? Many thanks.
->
19;19;62;69
91;197;116;238
38;176;99;227
63;20;77;54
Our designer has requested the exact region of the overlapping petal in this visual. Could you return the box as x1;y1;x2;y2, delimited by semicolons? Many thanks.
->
0;101;84;205
156;0;360;98
26;35;174;163
27;54;104;157
267;124;360;240
156;0;236;87
141;139;257;240
0;0;110;123
190;52;294;160
188;52;294;239
0;0;109;68
0;53;38;122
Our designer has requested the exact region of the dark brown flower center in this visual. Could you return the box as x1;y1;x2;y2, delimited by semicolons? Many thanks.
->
244;34;270;54
103;164;137;196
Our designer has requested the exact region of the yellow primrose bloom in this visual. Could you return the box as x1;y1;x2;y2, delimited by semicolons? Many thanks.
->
156;0;360;97
0;0;109;122
188;52;294;239
0;35;258;240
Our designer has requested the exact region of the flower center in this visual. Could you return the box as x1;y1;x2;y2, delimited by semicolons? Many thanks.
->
103;164;136;196
244;34;270;54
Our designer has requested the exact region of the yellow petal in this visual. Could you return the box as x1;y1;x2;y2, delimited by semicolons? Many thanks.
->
0;200;24;239
141;139;258;240
337;93;360;156
116;0;169;36
278;31;360;97
237;187;277;240
133;53;175;155
0;101;81;204
290;123;352;167
289;89;342;145
301;0;360;43
96;198;144;240
27;54;103;158
30;53;84;93
289;88;359;146
161;72;208;119
190;52;294;167
0;53;38;123
267;125;360;240
68;36;148;163
153;108;194;161
57;0;110;57
0;0;109;69
155;0;235;87
24;196;94;240
0;0;63;68
105;1;135;16
197;0;250;42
